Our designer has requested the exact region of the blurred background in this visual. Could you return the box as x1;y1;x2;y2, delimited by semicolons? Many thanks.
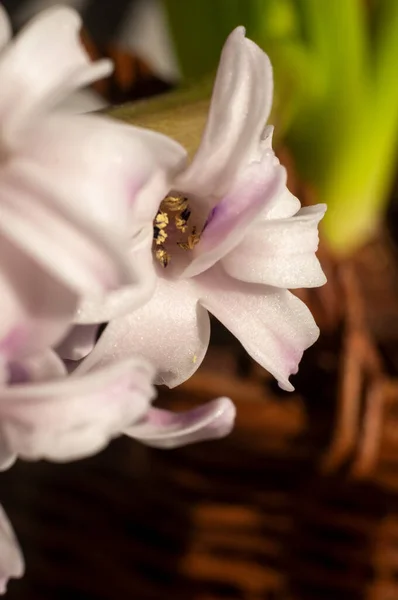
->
4;1;398;598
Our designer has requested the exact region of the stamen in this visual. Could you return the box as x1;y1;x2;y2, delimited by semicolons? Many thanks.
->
155;211;169;228
155;229;167;245
155;247;171;267
163;194;188;212
177;225;201;251
175;206;191;233
153;210;169;252
153;194;200;268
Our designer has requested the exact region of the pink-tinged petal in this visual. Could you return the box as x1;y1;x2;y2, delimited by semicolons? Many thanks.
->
20;115;187;234
0;6;112;145
0;163;134;296
182;157;285;279
80;276;210;388
0;358;155;463
76;227;157;324
0;5;11;51
223;205;327;288
126;397;236;449
56;325;100;361
0;505;24;594
0;235;76;360
177;27;273;197
197;266;319;391
8;349;67;384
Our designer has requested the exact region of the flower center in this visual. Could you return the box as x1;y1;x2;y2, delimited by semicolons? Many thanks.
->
153;193;201;268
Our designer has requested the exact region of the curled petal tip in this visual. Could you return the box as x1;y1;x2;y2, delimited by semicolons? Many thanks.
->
126;397;236;449
232;25;246;37
278;380;295;393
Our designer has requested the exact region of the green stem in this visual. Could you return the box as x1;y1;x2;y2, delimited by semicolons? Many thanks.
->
321;125;398;253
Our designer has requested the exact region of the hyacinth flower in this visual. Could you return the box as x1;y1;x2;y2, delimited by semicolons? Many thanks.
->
0;4;330;594
0;5;237;593
79;28;326;392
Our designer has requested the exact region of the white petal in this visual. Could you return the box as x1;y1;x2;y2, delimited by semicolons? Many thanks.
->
182;157;284;279
263;186;301;220
223;205;327;288
0;235;77;361
55;326;99;361
177;27;273;197
256;130;301;220
124;127;187;229
0;162;133;296
122;0;180;82
126;397;236;448
0;6;112;144
20;115;186;234
79;276;211;388
0;5;11;52
197;266;319;391
75;227;157;323
0;505;24;594
0;358;155;462
260;125;274;150
0;437;15;472
8;349;67;384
